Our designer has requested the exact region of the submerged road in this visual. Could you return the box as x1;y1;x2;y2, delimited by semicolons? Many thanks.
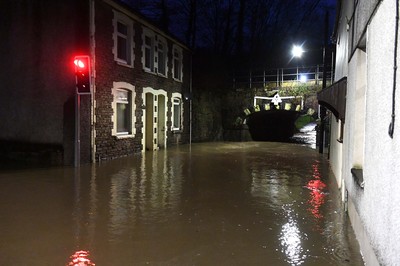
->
0;142;363;265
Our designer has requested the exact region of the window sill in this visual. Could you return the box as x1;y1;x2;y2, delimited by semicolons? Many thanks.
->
143;68;155;74
114;133;135;139
172;78;183;83
116;60;134;69
172;129;182;134
143;69;168;78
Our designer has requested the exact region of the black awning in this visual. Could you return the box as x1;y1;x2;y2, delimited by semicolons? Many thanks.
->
317;77;347;122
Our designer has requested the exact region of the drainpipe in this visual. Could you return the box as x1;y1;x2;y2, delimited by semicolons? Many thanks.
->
389;0;399;138
189;51;193;146
75;93;81;167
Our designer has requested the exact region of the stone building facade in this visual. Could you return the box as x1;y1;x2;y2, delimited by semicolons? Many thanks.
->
93;0;191;161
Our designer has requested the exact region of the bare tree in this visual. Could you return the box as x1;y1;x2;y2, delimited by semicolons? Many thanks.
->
159;0;169;31
235;0;246;56
123;0;335;67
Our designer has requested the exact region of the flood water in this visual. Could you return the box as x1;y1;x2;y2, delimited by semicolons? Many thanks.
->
0;142;363;266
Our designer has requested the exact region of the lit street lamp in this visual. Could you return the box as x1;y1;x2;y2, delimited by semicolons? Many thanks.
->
291;45;304;58
300;74;307;83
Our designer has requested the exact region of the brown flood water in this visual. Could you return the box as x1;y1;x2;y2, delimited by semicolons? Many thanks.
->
0;142;363;266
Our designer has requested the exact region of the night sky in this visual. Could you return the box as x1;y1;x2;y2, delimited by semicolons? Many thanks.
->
122;0;337;68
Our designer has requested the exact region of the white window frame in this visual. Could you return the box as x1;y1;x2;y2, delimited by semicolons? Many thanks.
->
112;11;134;67
111;82;136;138
142;28;169;77
142;28;155;73
171;92;183;131
172;45;183;82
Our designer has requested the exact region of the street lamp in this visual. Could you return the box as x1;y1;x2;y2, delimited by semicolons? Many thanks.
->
291;45;304;58
300;74;307;83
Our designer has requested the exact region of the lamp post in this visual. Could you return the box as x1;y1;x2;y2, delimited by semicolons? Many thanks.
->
291;42;326;153
292;45;304;82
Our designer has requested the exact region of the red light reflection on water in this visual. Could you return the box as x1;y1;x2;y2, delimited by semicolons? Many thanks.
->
306;161;327;219
67;250;95;266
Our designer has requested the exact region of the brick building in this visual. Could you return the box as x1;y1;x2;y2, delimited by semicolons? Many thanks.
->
0;0;191;166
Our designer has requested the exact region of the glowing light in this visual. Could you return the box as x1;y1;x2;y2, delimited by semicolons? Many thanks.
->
300;74;307;83
74;59;86;69
73;55;91;94
67;250;95;266
292;45;304;58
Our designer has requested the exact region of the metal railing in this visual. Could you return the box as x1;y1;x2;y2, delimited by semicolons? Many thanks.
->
233;65;333;89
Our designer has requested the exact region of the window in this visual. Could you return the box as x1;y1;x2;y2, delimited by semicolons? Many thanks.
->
171;93;182;131
144;34;154;71
142;29;168;77
157;39;167;76
113;11;134;67
172;45;183;81
117;22;128;60
112;82;136;137
116;89;131;133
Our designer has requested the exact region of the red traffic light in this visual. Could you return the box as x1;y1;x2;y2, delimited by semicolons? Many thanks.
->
74;59;86;69
74;56;89;72
73;55;91;94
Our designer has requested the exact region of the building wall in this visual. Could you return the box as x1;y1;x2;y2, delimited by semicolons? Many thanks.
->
329;0;353;191
94;0;190;161
328;117;343;189
334;0;400;265
334;0;352;80
361;0;400;264
0;0;91;165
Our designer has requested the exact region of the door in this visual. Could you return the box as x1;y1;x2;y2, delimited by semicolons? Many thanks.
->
145;93;154;151
157;94;166;148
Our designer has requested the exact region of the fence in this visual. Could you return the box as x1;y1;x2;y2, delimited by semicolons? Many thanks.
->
233;65;333;89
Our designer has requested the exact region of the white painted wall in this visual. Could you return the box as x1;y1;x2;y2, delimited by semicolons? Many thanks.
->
339;0;400;265
334;0;353;80
328;117;343;188
361;0;400;264
328;0;353;191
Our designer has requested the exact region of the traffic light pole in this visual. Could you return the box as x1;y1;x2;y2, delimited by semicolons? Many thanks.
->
75;93;81;167
73;55;91;167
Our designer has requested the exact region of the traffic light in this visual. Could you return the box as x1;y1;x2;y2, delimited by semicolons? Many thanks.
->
74;55;91;94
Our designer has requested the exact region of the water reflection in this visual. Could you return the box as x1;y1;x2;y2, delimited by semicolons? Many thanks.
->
72;151;186;242
279;205;308;265
306;161;327;220
0;142;364;265
67;250;95;266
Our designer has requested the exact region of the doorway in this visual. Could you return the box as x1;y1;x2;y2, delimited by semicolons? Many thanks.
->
143;88;167;151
